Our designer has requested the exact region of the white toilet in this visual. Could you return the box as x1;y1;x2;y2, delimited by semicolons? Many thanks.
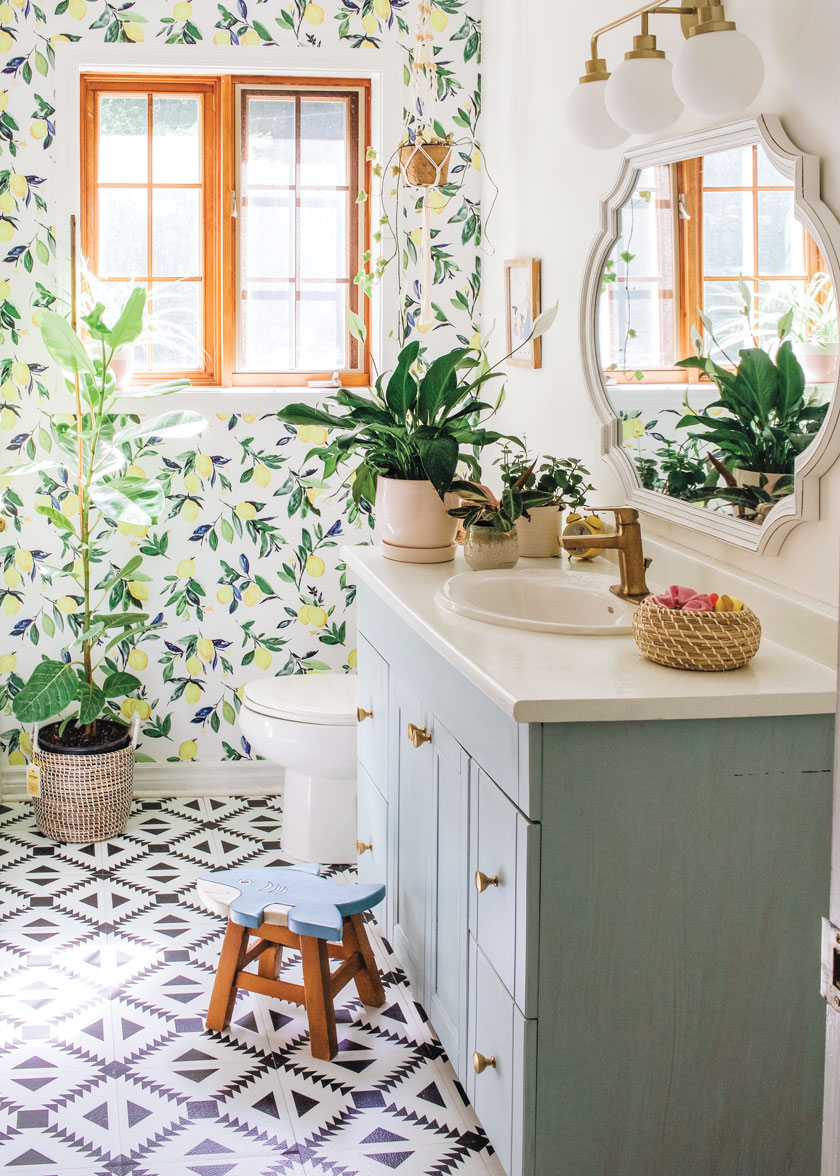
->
239;674;358;864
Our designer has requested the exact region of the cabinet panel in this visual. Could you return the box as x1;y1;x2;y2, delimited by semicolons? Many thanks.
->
390;677;434;999
356;635;389;798
429;723;469;1080
356;764;388;925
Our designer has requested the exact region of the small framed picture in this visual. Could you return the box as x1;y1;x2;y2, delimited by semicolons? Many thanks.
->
505;258;542;369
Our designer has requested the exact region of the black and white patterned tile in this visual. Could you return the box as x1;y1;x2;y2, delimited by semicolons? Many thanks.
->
0;799;500;1176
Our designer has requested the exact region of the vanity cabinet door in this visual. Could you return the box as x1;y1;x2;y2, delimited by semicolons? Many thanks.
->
357;764;388;925
429;722;470;1080
356;635;389;798
390;677;435;1000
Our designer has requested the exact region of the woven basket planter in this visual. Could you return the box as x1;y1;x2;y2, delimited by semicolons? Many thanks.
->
399;143;452;187
632;596;762;672
32;740;134;843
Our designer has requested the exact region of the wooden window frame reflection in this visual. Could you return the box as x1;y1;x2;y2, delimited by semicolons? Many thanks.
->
80;73;371;388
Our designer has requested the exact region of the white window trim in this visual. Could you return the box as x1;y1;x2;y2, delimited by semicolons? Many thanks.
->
54;41;405;407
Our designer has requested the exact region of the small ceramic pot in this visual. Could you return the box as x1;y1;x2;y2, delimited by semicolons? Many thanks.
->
731;468;788;522
794;342;838;386
110;354;134;392
463;527;519;571
375;477;458;564
516;505;562;558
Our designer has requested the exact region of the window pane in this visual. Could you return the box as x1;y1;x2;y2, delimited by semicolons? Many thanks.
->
300;100;348;187
244;97;294;188
702;146;752;188
757;191;803;275
98;95;147;184
299;284;346;369
241;285;293;370
152;96;200;184
757;280;804;346
153;188;200;277
150;282;201;370
99;189;147;277
300;191;347;279
704;281;753;361
756;147;789;187
243;191;294;281
703;191;753;276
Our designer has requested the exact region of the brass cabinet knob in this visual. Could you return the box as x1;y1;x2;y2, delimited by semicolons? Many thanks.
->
475;870;499;894
407;722;432;749
473;1051;496;1075
356;840;372;856
357;706;373;723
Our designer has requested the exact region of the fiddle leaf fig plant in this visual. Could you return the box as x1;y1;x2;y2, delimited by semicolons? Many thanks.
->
8;286;206;739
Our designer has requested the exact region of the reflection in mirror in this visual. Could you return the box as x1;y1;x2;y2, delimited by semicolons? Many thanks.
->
598;142;836;525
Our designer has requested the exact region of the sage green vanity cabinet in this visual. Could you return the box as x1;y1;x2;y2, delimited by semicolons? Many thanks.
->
355;586;835;1176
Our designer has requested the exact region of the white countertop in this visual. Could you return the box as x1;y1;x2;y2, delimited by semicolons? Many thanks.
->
344;545;837;724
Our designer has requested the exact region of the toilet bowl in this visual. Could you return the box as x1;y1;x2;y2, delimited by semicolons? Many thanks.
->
239;674;357;864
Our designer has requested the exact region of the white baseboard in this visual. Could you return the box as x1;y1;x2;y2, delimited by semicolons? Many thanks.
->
0;760;283;802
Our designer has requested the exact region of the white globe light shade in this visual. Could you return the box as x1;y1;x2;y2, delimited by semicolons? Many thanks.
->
605;56;684;135
673;29;764;116
566;80;631;150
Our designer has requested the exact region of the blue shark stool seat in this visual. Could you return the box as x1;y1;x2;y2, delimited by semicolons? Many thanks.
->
198;864;386;1061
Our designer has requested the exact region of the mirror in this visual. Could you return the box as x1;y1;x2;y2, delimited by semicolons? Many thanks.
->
582;117;840;554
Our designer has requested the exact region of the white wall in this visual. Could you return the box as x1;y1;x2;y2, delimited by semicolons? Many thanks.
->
482;0;840;610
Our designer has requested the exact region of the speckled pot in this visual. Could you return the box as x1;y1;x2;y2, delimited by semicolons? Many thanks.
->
463;527;519;571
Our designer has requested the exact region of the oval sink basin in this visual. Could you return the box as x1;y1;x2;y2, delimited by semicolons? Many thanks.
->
437;568;637;635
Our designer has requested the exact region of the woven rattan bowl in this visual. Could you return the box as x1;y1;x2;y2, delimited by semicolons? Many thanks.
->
632;596;761;672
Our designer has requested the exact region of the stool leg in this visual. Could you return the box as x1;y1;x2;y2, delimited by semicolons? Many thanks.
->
258;941;282;979
300;936;338;1061
344;914;386;1008
206;919;250;1033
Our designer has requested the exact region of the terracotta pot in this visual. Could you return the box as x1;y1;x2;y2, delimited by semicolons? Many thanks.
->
399;143;452;187
795;343;838;386
376;477;458;564
463;527;519;571
516;505;562;558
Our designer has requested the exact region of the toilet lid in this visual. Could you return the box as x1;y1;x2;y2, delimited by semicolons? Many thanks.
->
242;674;357;726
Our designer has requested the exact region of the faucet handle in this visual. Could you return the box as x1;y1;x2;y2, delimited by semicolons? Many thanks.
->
588;506;639;525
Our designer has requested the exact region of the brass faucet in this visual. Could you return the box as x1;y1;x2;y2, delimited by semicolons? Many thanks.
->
561;507;651;603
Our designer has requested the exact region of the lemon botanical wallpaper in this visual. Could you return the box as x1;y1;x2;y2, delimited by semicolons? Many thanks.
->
0;0;482;765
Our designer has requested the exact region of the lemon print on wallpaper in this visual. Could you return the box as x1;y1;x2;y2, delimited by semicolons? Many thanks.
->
0;0;481;764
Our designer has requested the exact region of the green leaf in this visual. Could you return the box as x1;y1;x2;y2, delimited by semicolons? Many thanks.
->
90;477;165;526
348;308;367;343
220;517;234;543
40;310;95;376
108;286;147;349
102;671;142;699
417;348;468;423
417;434;459;498
35;238;49;265
222;699;236;725
114;410;207;444
775;340;806;420
12;660;78;724
35;503;76;532
76;681;105;725
385;341;420;417
276;403;339;429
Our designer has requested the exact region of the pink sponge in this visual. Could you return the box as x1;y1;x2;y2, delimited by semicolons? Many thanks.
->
652;585;715;612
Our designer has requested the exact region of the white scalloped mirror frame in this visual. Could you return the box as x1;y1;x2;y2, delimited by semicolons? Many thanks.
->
580;115;840;556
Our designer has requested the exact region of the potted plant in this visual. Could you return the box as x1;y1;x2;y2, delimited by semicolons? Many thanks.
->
675;341;828;517
499;448;594;557
399;128;454;188
276;308;556;563
789;271;839;386
448;453;537;571
8;287;205;842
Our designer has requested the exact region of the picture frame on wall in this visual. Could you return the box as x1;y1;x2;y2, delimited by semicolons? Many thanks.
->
505;258;542;369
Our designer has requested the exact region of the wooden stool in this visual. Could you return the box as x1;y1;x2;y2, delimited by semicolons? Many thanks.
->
197;864;386;1061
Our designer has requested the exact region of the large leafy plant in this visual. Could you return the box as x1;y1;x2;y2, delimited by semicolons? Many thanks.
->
276;309;556;506
9;287;206;735
675;342;828;474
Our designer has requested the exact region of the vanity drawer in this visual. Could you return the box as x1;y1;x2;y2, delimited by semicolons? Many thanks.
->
356;635;389;798
468;937;536;1176
356;764;388;924
469;769;540;1017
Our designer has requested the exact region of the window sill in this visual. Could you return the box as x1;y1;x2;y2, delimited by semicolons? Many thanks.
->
114;386;357;413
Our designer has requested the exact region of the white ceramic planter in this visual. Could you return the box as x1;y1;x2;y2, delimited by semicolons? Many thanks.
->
732;468;787;495
794;342;838;386
376;477;458;564
463;527;519;571
516;505;562;558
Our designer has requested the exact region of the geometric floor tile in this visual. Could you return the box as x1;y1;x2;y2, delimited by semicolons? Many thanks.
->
0;800;494;1174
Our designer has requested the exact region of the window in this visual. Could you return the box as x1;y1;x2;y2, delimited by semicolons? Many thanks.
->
599;145;825;382
80;74;371;387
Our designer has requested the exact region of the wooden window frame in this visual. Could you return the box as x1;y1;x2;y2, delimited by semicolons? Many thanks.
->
80;72;371;389
605;148;825;386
